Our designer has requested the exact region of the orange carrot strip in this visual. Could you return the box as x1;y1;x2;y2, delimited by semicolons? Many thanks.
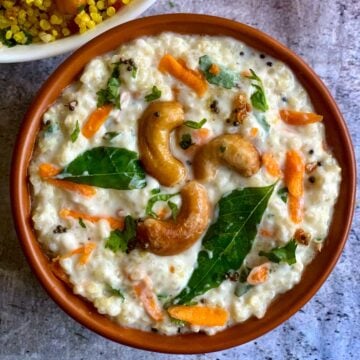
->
193;128;211;146
39;163;61;178
133;279;163;321
288;194;303;224
250;127;259;137
284;150;305;198
60;242;96;265
82;105;113;139
59;208;124;229
280;109;323;125
159;54;208;96
262;152;282;178
247;263;270;285
46;178;96;197
78;242;96;265
209;64;220;75
168;305;229;327
260;228;274;238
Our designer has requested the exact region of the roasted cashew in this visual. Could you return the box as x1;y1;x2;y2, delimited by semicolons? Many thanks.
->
137;181;210;256
138;101;186;186
193;134;261;181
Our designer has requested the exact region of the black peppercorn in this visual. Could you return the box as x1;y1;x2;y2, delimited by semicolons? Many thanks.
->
317;161;322;166
240;51;244;56
53;225;67;234
233;121;240;127
210;100;220;114
154;111;160;117
308;149;314;155
266;61;273;67
260;54;266;59
308;176;316;184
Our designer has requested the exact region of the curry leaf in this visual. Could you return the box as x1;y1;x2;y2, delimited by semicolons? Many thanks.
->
172;184;275;305
105;216;136;253
199;55;240;89
259;239;297;265
58;147;146;190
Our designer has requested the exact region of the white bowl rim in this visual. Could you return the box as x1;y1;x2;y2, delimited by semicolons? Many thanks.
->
0;0;156;63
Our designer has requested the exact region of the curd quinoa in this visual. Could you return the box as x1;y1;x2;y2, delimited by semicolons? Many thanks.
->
29;33;341;335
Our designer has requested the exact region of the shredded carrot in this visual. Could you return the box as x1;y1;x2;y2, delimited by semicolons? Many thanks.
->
193;128;211;146
50;260;72;287
133;279;163;321
209;63;220;75
46;178;96;197
262;152;282;178
284;150;305;223
247;263;270;285
288;194;303;224
284;150;305;198
158;54;208;96
280;109;323;125
250;127;259;137
260;228;274;238
82;105;113;139
39;163;61;178
168;305;229;327
59;242;96;265
59;208;124;229
39;163;96;197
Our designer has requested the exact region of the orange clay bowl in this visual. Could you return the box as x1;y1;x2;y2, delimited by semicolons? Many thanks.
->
11;14;356;353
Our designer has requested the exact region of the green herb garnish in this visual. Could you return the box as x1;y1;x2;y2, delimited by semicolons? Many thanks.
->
259;239;297;265
146;192;179;218
184;118;207;129
78;218;86;228
246;69;269;112
199;55;240;89
70;120;80;143
109;286;125;300
151;188;161;195
277;187;288;203
255;113;270;132
179;134;193;149
145;86;162;102
103;131;120;141
97;63;121;108
105;216;136;253
168;201;179;220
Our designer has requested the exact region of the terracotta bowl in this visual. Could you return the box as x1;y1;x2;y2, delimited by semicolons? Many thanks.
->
11;14;356;353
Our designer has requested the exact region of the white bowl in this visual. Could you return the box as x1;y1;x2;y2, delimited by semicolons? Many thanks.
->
0;0;156;63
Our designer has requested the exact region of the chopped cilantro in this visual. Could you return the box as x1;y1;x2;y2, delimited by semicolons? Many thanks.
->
145;86;162;102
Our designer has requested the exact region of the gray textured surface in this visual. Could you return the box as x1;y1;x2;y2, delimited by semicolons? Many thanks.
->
0;0;359;359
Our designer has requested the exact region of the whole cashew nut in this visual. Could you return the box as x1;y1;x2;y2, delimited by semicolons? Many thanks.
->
137;181;210;256
138;101;186;187
193;134;261;181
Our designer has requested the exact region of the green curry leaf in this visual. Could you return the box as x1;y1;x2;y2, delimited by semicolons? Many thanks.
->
57;147;146;190
199;55;240;89
172;184;276;305
247;69;269;112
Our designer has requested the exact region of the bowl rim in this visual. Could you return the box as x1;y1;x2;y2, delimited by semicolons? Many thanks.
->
0;0;156;63
10;14;356;354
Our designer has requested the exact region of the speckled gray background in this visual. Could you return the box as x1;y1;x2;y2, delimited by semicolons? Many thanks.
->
0;0;359;359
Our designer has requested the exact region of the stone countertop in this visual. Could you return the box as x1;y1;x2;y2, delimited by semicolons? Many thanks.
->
0;1;359;359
